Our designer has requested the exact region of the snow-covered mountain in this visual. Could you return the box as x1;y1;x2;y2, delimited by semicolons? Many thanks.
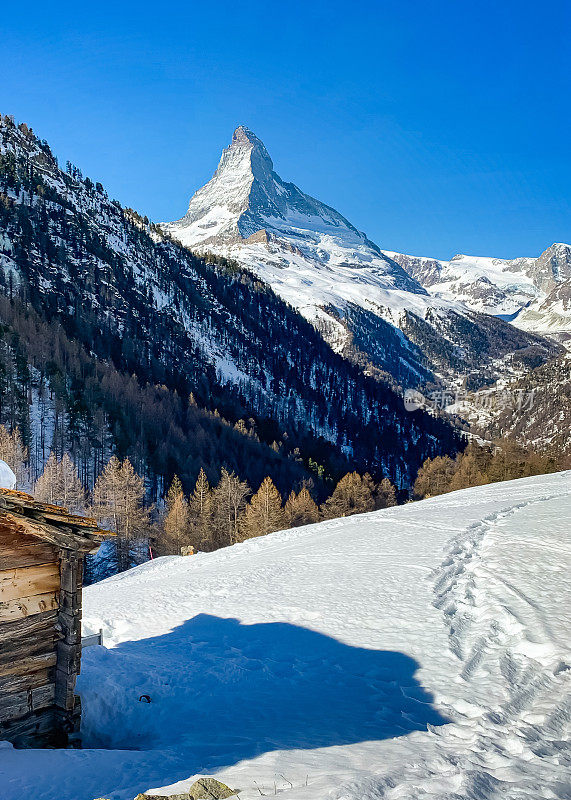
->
165;126;423;297
166;127;557;387
0;115;463;488
4;471;570;800
387;243;571;341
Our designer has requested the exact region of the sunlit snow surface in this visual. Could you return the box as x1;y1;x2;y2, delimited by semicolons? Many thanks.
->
1;472;570;800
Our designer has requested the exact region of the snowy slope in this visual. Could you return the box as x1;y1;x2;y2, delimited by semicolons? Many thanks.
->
2;472;570;800
164;128;553;385
384;251;539;316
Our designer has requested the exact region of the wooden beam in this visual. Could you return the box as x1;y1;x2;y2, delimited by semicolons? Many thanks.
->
0;512;101;553
0;608;58;647
0;684;55;722
0;563;60;603
0;591;59;622
0;651;57;679
0;707;61;748
0;529;57;570
0;667;53;695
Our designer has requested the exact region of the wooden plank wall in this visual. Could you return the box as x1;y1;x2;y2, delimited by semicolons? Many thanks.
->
0;526;84;746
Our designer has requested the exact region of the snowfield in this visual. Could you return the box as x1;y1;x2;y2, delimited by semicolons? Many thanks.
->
1;472;570;800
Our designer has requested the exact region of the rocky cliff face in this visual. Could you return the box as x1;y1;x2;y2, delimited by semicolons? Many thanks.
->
167;126;422;294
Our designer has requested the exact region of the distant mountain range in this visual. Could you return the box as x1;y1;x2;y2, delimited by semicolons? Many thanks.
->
166;127;561;390
0;114;566;489
385;244;571;342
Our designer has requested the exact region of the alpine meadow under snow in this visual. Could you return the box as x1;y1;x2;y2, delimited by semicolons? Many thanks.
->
1;472;569;800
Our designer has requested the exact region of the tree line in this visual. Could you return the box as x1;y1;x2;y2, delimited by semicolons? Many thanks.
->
413;440;560;499
2;432;395;578
158;467;397;558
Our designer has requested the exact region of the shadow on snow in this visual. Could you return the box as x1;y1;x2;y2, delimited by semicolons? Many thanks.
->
80;614;449;793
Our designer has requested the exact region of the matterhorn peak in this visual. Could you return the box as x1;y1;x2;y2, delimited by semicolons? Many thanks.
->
165;126;424;295
221;125;275;181
231;125;266;151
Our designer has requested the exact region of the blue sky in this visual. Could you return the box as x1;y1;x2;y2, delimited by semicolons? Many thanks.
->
2;0;569;260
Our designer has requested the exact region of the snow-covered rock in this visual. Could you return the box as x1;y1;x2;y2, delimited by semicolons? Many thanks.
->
0;459;16;490
2;471;569;800
388;243;571;338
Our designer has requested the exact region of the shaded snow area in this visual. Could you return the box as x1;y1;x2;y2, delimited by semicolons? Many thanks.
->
1;472;570;800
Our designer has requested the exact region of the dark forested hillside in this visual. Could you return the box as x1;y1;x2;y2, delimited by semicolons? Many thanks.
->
0;115;463;495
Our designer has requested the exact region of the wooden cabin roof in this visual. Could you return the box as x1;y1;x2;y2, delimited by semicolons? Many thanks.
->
0;490;113;554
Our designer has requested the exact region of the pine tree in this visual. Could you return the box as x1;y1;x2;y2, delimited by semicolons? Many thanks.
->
284;487;319;527
189;467;213;550
240;476;285;540
321;472;375;519
91;456;150;572
211;468;250;548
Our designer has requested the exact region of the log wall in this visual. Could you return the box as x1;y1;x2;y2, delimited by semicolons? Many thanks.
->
0;525;84;746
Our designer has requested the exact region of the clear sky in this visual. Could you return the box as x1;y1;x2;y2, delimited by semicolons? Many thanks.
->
2;0;569;260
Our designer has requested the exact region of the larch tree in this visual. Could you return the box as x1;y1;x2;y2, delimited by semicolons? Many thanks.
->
33;453;60;505
284;487;319;528
189;467;213;551
91;456;150;572
211;468;250;548
160;475;190;556
375;478;397;509
240;476;285;540
321;472;375;519
413;455;457;499
34;452;86;513
448;452;489;493
59;453;87;512
0;425;28;485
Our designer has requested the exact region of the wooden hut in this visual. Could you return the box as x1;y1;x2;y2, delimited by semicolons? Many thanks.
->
0;488;111;747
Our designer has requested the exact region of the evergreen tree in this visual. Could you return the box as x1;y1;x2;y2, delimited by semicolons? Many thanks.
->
284;487;319;527
240;476;285;539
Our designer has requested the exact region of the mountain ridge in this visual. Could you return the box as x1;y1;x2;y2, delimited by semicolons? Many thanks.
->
385;243;571;340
